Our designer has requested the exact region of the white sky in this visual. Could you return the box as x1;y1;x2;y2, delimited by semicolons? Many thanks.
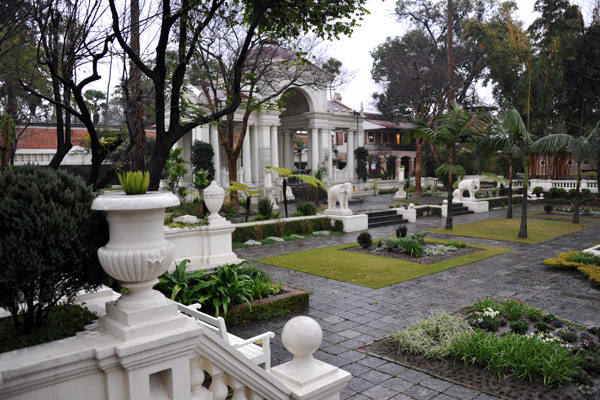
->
326;0;539;112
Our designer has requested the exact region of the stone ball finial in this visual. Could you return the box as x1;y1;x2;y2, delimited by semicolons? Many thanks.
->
281;316;322;357
409;203;415;209
443;200;448;204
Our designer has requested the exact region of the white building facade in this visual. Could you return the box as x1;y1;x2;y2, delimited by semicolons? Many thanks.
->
176;85;365;189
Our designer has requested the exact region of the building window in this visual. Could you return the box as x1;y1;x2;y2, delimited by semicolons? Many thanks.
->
367;132;374;143
396;133;401;145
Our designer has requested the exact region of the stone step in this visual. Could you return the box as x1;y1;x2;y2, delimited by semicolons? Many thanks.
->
366;210;408;228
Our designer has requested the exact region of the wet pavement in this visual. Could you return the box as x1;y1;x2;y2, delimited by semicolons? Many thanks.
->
230;193;600;400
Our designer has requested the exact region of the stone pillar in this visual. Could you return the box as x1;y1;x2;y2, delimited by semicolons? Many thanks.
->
269;317;351;400
259;124;271;184
285;131;295;170
317;128;324;167
182;132;193;182
278;132;284;170
270;125;279;169
347;129;355;180
309;128;318;172
210;124;221;183
243;128;252;184
323;128;333;181
250;125;260;184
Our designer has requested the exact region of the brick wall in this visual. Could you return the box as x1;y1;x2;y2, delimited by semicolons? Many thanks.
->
16;126;157;150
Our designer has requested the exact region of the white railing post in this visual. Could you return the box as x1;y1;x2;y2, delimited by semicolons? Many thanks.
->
269;316;351;400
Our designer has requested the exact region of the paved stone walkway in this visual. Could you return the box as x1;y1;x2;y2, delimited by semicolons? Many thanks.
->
230;194;600;400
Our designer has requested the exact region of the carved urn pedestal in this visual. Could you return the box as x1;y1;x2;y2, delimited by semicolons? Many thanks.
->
92;192;189;340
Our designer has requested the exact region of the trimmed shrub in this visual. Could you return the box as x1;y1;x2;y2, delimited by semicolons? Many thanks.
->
0;166;108;333
191;140;215;179
568;188;577;199
544;204;553;214
396;224;408;238
532;186;544;196
543;251;600;285
548;187;567;199
333;220;344;232
509;320;529;335
297;202;317;216
357;232;372;249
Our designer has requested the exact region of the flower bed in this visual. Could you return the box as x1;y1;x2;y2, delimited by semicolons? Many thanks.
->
365;298;600;398
544;251;600;285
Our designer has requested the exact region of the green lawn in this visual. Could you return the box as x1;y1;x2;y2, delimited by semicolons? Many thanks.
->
529;210;600;221
257;238;511;289
431;217;593;244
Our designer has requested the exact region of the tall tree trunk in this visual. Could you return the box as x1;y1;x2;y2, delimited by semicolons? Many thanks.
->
573;164;581;224
445;148;454;230
414;138;425;196
518;161;528;238
507;162;513;219
446;0;454;102
129;0;146;172
49;78;72;169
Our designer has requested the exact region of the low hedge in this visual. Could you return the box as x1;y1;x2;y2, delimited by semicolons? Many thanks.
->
416;206;442;217
543;251;600;285
487;196;523;208
225;287;309;326
233;217;342;242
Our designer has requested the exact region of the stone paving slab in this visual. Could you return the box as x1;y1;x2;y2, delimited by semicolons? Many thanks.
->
230;195;600;399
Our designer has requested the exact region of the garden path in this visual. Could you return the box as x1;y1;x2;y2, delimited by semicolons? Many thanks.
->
232;194;600;400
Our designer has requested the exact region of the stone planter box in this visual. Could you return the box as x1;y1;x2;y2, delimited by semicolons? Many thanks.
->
225;286;309;326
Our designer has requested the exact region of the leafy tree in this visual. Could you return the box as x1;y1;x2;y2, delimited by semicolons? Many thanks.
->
372;0;495;195
0;166;107;333
108;0;368;191
531;123;599;223
410;101;489;229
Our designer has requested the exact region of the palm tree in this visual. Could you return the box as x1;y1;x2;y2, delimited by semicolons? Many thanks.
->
531;123;599;224
475;117;528;219
265;166;326;218
410;101;490;229
499;109;536;238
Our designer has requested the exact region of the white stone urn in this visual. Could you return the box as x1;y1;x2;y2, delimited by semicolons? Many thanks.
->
92;192;179;310
203;180;226;224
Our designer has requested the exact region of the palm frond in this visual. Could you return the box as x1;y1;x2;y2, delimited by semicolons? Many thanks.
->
290;174;326;189
266;165;292;177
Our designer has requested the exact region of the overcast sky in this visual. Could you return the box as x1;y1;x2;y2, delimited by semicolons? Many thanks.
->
325;0;539;113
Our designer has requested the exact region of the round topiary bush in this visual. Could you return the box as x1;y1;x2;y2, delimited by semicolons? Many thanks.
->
357;231;372;249
544;204;553;214
297;202;317;216
532;186;544;196
396;224;407;238
0;166;108;333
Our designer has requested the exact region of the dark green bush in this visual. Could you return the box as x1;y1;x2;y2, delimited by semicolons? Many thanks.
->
548;187;567;199
396;224;408;238
225;290;309;326
0;304;97;352
535;321;550;333
435;164;466;187
258;197;274;218
509;320;528;335
532;186;544;196
355;147;369;182
191;140;215;179
357;232;372;249
544;204;553;214
233;217;336;242
0;166;108;334
297;202;317;216
568;188;577;199
333;220;344;232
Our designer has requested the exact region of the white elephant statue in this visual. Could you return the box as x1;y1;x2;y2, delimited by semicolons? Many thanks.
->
453;179;480;201
327;183;353;211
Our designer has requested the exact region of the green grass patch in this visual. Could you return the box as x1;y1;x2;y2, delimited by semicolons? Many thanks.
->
431;218;592;244
529;210;600;221
257;238;511;289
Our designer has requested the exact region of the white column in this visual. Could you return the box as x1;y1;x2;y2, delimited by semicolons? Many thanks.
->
278;132;284;170
243;127;252;184
310;128;319;172
317;128;324;166
325;129;333;181
347;129;355;180
250;125;260;184
270;125;279;168
210;124;221;183
286;131;295;170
